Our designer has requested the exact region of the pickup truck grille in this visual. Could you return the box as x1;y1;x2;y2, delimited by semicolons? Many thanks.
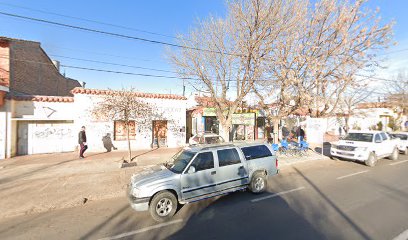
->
337;145;356;151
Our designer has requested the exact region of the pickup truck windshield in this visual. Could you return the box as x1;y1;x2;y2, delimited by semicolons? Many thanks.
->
170;150;195;174
344;133;373;142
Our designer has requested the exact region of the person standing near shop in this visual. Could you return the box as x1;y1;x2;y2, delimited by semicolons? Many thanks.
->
78;126;88;159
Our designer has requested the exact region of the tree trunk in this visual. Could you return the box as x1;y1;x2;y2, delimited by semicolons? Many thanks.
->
126;122;132;162
219;119;232;142
272;118;280;144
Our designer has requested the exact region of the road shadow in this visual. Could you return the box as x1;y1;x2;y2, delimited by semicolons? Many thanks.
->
167;191;326;240
314;142;332;157
291;166;371;240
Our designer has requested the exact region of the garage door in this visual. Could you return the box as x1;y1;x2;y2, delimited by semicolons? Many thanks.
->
17;121;76;155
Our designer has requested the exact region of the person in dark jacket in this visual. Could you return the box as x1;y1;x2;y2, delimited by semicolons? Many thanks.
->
78;126;87;158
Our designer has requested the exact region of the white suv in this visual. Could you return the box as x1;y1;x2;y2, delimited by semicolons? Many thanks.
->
330;131;399;166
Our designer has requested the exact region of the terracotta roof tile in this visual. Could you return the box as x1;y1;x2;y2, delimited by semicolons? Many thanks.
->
70;87;187;100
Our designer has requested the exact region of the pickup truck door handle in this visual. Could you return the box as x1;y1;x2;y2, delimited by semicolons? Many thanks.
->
211;171;216;175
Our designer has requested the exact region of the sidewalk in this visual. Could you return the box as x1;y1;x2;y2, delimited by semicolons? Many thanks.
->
0;148;181;219
0;146;329;219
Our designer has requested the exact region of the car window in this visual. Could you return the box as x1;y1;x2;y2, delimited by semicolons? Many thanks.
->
344;133;373;142
189;152;214;172
217;148;241;167
375;134;382;142
392;134;408;140
241;145;272;160
171;150;195;173
380;132;388;140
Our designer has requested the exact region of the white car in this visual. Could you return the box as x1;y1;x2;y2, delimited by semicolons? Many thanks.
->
188;132;225;145
389;132;408;155
330;131;399;167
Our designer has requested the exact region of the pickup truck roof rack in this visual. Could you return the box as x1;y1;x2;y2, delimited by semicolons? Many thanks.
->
200;143;236;151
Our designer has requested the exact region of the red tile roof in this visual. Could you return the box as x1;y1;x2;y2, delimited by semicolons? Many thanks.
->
6;94;74;102
356;102;392;109
71;87;187;100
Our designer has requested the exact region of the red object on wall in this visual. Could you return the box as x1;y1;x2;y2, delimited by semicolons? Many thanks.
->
0;40;10;88
0;91;6;106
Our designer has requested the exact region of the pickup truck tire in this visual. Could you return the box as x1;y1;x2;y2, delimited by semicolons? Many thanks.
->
389;148;399;160
249;172;267;194
365;152;377;167
149;191;177;222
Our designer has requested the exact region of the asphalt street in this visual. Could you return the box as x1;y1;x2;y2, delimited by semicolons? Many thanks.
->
0;155;407;240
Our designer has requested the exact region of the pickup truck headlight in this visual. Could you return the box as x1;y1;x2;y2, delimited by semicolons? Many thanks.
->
355;147;367;151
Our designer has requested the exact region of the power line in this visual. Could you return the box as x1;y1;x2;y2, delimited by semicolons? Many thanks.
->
44;45;166;63
50;54;175;74
0;11;238;56
0;53;403;84
0;1;178;40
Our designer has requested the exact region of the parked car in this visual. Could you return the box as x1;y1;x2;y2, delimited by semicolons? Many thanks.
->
188;132;225;145
330;131;399;167
389;132;408;155
128;143;278;222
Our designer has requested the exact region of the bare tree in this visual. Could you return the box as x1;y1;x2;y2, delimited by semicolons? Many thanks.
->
254;0;394;121
385;70;408;129
92;87;151;163
168;0;300;140
338;84;373;132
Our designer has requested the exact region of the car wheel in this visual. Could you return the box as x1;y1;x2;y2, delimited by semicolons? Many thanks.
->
365;152;377;167
249;172;267;194
149;191;177;222
389;148;399;160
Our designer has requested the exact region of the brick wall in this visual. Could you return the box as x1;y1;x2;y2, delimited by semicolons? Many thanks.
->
9;39;81;96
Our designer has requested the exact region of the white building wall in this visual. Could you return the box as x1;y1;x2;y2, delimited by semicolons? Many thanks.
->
73;94;186;152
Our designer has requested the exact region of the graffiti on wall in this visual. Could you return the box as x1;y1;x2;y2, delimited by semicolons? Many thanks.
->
34;128;73;139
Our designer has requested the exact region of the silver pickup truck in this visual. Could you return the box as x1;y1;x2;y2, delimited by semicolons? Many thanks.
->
128;143;278;221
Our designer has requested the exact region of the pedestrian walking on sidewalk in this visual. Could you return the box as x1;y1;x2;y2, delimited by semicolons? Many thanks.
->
78;126;88;159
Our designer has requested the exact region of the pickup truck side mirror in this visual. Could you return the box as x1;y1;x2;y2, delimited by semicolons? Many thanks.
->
188;166;196;174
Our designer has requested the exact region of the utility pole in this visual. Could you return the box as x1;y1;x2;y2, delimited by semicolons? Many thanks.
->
182;79;185;97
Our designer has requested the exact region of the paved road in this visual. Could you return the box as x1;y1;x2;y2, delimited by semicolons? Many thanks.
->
0;155;407;240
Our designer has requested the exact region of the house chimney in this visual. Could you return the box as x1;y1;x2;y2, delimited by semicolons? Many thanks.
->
52;60;60;72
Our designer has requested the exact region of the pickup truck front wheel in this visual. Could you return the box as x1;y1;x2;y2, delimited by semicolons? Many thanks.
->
249;172;267;194
365;152;377;167
149;191;177;222
389;148;399;160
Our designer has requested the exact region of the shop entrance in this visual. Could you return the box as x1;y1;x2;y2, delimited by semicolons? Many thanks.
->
152;120;168;147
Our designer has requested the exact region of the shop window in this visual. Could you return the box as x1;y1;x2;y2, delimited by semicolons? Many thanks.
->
114;120;136;140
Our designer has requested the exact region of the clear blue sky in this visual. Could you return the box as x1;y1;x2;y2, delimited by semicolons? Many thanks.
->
0;0;407;96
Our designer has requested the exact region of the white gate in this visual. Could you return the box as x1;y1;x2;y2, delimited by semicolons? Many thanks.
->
17;121;76;155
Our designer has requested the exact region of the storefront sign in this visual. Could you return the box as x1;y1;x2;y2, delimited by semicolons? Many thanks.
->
203;108;217;117
203;108;255;125
232;113;255;125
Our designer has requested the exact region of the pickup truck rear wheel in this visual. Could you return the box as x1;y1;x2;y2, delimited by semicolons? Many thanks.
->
389;148;399;160
249;172;267;194
365;152;377;167
149;191;177;222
